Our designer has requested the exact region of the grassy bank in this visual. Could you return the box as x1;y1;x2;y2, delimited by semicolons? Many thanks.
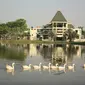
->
0;40;85;45
71;41;85;45
0;40;67;44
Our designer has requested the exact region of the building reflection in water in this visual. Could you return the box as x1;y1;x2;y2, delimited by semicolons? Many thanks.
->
35;44;82;65
23;43;82;65
22;44;30;56
81;45;85;61
29;44;41;57
37;44;53;61
65;45;82;64
0;43;84;65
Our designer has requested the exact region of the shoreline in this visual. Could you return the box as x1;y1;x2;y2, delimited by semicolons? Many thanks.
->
0;40;85;45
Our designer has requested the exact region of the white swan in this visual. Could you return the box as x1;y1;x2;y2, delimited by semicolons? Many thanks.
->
33;63;42;70
6;63;15;70
83;64;85;68
42;63;51;70
83;64;85;70
51;63;58;70
68;64;75;70
58;64;66;72
23;64;32;70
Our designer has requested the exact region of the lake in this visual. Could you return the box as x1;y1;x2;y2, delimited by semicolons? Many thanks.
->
0;43;85;85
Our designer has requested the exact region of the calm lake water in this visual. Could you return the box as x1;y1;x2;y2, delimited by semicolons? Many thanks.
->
0;43;85;85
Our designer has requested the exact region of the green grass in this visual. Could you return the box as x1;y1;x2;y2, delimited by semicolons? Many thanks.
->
71;41;85;45
0;40;67;44
0;40;85;45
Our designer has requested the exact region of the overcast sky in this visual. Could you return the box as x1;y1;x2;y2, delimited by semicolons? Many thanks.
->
0;0;85;27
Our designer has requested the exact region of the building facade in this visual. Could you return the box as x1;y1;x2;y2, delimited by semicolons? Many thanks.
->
50;11;82;41
30;11;82;41
51;11;68;40
30;26;43;40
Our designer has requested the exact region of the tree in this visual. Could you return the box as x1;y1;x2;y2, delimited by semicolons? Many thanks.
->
37;27;55;41
64;28;79;42
15;19;28;32
0;18;28;40
48;31;56;41
80;27;85;38
6;18;28;39
82;30;85;38
0;23;8;39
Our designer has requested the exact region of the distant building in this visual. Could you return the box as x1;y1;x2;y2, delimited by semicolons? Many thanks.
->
50;11;82;40
30;26;43;40
30;11;82;41
73;28;82;40
51;11;68;40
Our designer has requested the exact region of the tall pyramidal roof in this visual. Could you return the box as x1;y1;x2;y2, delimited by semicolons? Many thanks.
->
51;11;67;22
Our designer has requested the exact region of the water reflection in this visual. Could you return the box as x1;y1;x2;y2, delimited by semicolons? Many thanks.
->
0;43;85;64
0;43;85;85
0;43;26;61
6;69;14;76
36;44;83;65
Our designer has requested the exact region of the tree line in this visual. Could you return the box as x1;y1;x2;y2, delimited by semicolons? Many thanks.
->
0;19;29;40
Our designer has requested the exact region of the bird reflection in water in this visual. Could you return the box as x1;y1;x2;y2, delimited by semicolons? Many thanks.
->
82;64;85;71
6;69;14;76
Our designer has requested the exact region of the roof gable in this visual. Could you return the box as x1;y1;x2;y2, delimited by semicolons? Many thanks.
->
51;11;67;22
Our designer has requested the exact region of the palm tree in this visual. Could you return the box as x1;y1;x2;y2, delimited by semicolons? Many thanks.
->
48;31;56;41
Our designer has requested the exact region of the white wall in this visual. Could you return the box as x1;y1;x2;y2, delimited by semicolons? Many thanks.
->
30;27;43;40
30;28;37;40
73;28;82;40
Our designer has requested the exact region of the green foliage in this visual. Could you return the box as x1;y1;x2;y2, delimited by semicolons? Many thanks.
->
0;18;28;39
0;23;8;39
82;30;85;38
64;28;79;41
37;27;55;41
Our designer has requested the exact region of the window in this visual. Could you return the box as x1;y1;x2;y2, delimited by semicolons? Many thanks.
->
64;23;66;27
75;30;78;33
53;23;56;27
43;35;48;39
57;23;63;27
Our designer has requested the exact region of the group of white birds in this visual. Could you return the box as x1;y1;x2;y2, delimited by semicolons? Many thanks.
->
6;62;85;74
5;63;85;76
6;62;77;72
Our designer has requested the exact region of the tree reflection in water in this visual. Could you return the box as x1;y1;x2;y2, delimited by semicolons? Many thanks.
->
81;46;85;61
0;43;83;65
0;43;26;61
66;44;78;63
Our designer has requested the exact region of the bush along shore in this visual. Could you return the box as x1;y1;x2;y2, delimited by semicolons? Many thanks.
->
71;41;85;45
